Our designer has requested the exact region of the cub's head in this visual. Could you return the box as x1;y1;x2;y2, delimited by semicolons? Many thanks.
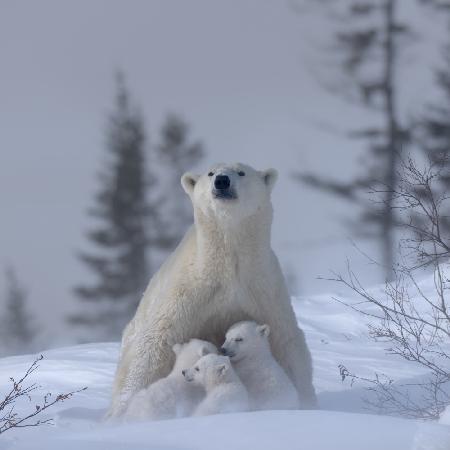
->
220;321;270;363
181;163;278;226
182;354;233;387
172;339;218;374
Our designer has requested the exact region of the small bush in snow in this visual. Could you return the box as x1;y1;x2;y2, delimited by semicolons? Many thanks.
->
330;156;450;420
0;355;87;434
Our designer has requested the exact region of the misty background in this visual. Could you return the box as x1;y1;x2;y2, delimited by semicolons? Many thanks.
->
0;0;448;353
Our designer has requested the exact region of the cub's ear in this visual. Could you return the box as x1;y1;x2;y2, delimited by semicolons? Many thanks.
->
181;172;199;195
257;324;270;337
217;364;228;376
172;343;182;355
199;345;211;357
261;169;278;192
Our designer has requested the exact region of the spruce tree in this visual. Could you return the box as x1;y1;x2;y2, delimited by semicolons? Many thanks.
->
1;267;37;356
154;114;204;253
296;0;413;278
70;74;151;340
417;4;450;234
419;19;450;166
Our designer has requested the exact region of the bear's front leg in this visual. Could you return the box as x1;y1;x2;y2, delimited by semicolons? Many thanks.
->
107;331;175;419
107;291;202;419
270;325;318;409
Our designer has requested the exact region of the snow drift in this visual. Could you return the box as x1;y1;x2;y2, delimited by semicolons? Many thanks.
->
1;277;449;450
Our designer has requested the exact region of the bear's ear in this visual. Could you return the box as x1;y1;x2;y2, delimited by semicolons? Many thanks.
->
199;345;211;357
172;343;182;355
261;169;278;192
257;324;270;337
181;172;199;195
217;363;228;376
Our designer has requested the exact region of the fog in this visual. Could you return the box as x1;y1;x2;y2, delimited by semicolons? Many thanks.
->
0;0;441;347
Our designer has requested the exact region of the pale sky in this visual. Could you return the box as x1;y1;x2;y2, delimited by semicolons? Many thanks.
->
0;0;440;344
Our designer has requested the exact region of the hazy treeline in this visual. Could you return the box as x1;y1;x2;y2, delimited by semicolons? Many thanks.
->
0;267;38;357
296;0;450;278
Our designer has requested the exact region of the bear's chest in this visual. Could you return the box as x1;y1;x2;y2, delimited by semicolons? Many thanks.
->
203;252;250;302
188;257;252;340
199;256;272;319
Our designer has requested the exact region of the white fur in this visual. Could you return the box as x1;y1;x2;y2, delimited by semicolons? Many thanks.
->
106;163;316;418
124;339;217;421
222;321;299;411
183;354;249;416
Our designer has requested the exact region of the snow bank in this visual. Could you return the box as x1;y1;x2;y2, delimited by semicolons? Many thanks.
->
6;410;418;450
0;279;449;449
440;405;450;425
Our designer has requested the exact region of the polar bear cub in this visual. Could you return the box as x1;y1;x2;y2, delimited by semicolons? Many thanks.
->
183;354;249;416
124;339;217;421
221;321;299;411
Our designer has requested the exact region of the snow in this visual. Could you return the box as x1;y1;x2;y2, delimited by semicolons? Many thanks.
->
1;278;449;450
3;411;418;450
441;405;450;426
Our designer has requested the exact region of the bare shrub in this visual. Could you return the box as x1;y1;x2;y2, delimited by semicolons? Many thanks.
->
0;355;87;434
329;156;450;419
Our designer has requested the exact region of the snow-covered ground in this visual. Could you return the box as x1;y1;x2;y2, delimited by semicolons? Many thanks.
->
1;277;449;450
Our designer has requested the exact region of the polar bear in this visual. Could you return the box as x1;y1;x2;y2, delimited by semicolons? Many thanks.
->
221;321;299;411
124;339;217;421
107;163;316;418
183;354;249;416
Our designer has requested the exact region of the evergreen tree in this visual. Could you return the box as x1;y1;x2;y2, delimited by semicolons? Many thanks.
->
416;2;450;234
1;267;37;356
154;114;204;252
420;15;450;167
70;74;152;340
296;0;413;278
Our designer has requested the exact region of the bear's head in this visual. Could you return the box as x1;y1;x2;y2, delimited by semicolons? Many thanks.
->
172;339;218;376
181;163;278;227
220;320;270;363
182;354;233;388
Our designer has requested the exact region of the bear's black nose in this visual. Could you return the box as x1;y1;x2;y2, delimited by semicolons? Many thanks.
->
182;369;186;376
219;347;227;355
214;175;230;190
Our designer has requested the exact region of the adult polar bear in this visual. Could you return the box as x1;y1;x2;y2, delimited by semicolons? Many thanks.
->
107;163;317;417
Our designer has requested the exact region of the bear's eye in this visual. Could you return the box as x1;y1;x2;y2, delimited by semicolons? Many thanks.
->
195;367;200;372
208;172;214;177
235;337;243;342
238;171;245;176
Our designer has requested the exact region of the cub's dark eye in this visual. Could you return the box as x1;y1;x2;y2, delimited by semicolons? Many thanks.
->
195;367;200;372
235;338;243;342
238;171;246;176
208;172;214;177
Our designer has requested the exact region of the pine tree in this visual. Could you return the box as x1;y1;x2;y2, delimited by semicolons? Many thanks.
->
154;114;204;253
1;267;37;356
296;0;412;278
420;27;450;165
70;74;152;340
416;2;450;233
